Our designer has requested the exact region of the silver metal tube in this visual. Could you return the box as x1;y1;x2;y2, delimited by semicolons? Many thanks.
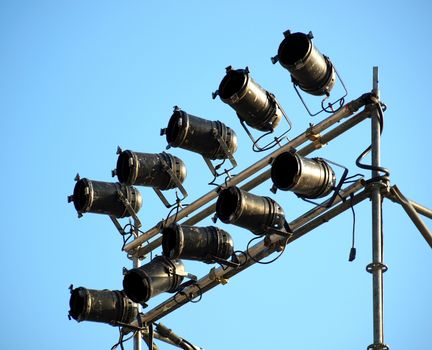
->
133;257;142;350
123;97;369;253
134;184;369;323
409;201;432;219
370;66;385;346
385;191;432;220
389;186;432;248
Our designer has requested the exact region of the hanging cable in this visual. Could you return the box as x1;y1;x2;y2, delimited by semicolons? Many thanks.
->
343;173;364;184
173;281;203;305
355;100;390;180
246;234;291;265
348;193;357;262
111;328;137;350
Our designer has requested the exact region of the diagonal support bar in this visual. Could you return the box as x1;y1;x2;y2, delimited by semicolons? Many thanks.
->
387;185;432;249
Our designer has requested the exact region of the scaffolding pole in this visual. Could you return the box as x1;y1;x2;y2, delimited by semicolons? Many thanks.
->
368;66;388;350
133;257;142;350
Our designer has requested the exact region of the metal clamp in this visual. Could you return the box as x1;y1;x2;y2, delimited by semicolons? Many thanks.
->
209;267;229;285
367;343;389;350
306;125;325;149
366;262;388;274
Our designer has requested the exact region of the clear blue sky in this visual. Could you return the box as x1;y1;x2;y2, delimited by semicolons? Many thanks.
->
1;1;431;349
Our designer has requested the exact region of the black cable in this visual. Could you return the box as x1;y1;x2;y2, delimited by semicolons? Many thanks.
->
252;129;291;153
208;159;227;186
111;328;137;350
245;235;290;265
355;101;390;178
173;282;203;305
233;250;248;267
343;173;364;183
348;193;357;262
321;95;345;114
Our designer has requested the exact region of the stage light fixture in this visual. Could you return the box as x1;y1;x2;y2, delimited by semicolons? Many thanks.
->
163;106;238;160
271;151;336;199
272;30;336;96
123;256;186;304
161;223;234;264
68;286;138;325
215;66;283;132
68;175;142;218
215;186;286;235
113;148;188;207
115;150;187;189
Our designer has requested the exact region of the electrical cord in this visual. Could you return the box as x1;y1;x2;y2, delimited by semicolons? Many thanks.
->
355;100;390;179
173;281;203;305
245;234;290;265
348;193;357;262
111;328;136;350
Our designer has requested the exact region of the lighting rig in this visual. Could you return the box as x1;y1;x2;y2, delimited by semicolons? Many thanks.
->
67;30;432;350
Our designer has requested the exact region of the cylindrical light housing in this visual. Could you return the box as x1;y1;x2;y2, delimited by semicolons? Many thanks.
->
165;108;238;160
271;151;336;199
115;151;187;190
69;178;142;218
276;31;336;96
123;256;185;304
216;186;285;235
162;224;234;263
217;67;283;132
69;287;138;325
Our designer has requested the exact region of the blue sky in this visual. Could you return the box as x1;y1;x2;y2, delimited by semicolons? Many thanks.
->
1;1;431;349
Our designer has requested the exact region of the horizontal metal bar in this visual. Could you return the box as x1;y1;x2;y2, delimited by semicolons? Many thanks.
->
388;185;432;248
123;97;370;253
135;184;369;323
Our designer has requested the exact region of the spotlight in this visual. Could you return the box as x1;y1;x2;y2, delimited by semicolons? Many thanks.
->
68;286;138;325
123;256;186;304
271;151;336;199
113;148;188;207
163;107;238;160
115;150;187;189
215;66;283;132
162;107;238;177
215;186;286;235
161;224;234;264
272;30;336;96
68;175;142;218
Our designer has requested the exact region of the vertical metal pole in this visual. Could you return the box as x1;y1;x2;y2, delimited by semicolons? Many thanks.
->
133;257;142;350
369;66;386;349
